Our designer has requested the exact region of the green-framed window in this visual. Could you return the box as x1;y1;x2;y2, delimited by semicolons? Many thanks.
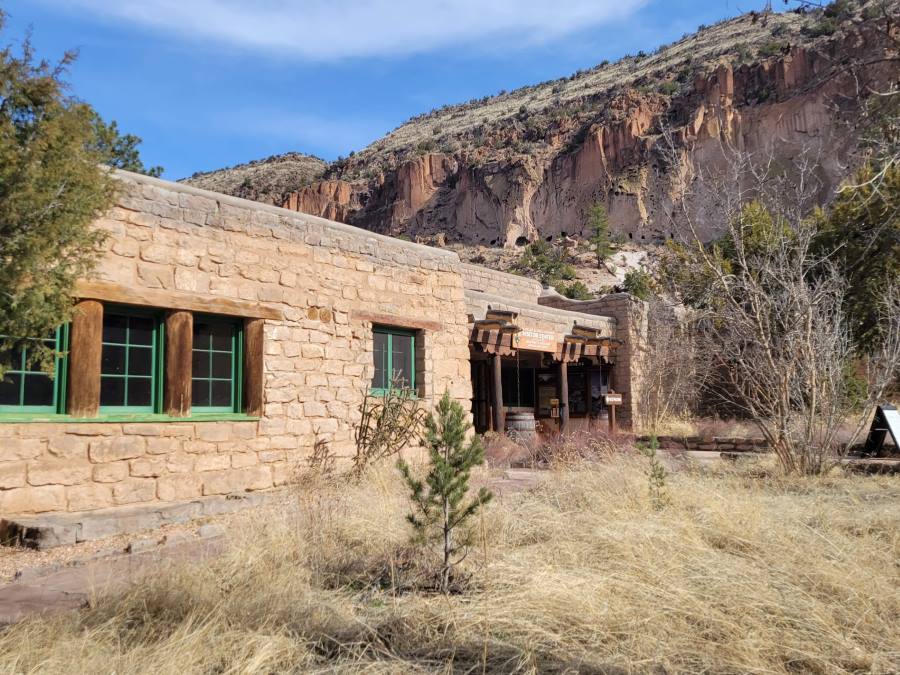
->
0;327;69;413
192;317;242;413
100;310;162;413
372;326;416;394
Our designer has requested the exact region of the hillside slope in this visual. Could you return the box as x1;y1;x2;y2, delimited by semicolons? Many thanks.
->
184;2;899;248
184;152;327;206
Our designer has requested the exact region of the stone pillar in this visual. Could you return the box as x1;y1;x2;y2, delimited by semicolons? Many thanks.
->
67;299;103;418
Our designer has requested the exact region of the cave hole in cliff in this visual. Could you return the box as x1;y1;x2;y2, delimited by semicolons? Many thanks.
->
490;239;498;246
545;235;553;242
628;233;633;240
515;236;529;247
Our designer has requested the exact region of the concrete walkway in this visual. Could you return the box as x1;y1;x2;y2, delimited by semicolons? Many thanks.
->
0;531;226;625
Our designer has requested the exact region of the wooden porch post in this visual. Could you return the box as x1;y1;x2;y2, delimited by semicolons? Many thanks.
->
559;359;569;433
67;299;103;418
243;318;265;417
164;310;193;417
492;352;504;433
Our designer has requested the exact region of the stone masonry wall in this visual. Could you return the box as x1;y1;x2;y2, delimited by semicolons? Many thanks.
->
0;171;472;516
459;263;543;304
466;290;614;336
538;293;648;429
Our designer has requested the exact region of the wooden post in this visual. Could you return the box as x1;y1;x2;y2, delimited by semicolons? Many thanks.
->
609;404;617;436
67;299;103;418
164;310;192;417
243;318;265;417
559;359;569;433
492;352;504;433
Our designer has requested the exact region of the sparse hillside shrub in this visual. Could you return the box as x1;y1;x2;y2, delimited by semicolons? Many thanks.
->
397;391;492;593
556;280;593;300
759;40;786;57
658;81;679;96
514;240;577;287
622;269;654;300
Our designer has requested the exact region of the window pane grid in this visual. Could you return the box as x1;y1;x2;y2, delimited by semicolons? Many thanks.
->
100;313;158;412
192;320;237;412
0;332;63;412
371;327;416;394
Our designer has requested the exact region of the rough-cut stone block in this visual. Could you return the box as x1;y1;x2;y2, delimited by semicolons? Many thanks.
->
113;479;157;505
156;474;202;501
196;424;232;442
195;454;231;472
129;457;166;477
0;439;46;462
89;438;146;463
0;485;66;514
231;452;257;468
201;466;271;496
27;460;92;487
66;484;113;511
47;436;90;459
93;462;129;483
0;461;27;489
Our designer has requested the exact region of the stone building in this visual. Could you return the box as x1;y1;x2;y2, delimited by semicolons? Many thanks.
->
0;170;645;534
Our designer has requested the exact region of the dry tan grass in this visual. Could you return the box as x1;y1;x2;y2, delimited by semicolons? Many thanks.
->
1;458;898;674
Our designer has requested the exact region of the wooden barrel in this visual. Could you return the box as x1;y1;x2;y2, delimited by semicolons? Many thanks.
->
505;410;536;442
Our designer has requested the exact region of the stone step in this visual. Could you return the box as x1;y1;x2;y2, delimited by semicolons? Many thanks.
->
0;488;286;550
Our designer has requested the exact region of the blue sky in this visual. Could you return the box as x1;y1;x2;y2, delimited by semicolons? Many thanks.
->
4;0;775;180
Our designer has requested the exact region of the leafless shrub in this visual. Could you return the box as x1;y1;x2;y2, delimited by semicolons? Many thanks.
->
660;137;900;475
530;428;628;468
638;299;709;433
352;377;427;476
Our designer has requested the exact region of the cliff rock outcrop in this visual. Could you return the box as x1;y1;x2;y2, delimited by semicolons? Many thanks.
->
185;5;899;247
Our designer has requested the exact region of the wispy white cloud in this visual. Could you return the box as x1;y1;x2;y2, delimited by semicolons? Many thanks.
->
44;0;648;60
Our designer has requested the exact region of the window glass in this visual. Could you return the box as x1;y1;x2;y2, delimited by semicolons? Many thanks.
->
372;327;416;393
192;319;238;412
567;369;588;415
100;312;157;411
0;331;63;413
391;333;415;388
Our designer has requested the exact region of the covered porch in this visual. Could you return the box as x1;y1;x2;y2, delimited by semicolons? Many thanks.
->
467;302;622;437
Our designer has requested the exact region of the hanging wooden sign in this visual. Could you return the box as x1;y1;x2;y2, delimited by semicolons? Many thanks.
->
514;330;557;352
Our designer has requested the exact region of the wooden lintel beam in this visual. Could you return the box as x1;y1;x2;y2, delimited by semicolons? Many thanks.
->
75;280;283;321
351;310;442;332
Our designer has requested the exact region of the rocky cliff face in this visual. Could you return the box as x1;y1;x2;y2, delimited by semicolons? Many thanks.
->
186;4;899;247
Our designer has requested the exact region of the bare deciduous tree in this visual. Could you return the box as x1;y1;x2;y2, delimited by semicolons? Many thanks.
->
659;137;900;474
638;299;709;433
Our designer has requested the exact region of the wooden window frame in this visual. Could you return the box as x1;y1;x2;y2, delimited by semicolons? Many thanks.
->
98;306;164;414
371;325;418;396
0;327;69;415
191;315;244;414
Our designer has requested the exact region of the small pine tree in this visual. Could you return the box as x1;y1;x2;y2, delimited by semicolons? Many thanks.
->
637;435;670;511
587;202;612;267
397;391;493;593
